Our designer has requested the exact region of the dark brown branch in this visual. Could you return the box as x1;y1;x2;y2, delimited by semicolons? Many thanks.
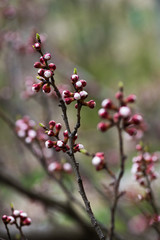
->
109;124;126;240
38;48;105;239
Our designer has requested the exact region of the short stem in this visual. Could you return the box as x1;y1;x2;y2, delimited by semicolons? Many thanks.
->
5;224;11;240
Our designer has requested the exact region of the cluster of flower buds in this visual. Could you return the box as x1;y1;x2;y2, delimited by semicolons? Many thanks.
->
62;69;96;109
2;209;31;226
48;162;72;174
40;121;84;153
92;152;105;171
32;34;56;94
131;144;159;187
97;84;144;137
15;116;37;144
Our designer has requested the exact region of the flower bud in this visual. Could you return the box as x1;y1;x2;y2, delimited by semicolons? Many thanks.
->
32;83;41;92
98;108;108;119
75;81;82;88
125;128;137;136
125;94;137;103
48;162;62;172
42;84;51;93
65;97;74;104
56;140;64;148
44;70;52;79
113;113;120;123
97;122;110;132
21;217;31;226
34;62;42;68
74;92;81;100
34;42;41;50
13;210;20;217
43;53;51;61
115;91;123;100
45;140;54;148
71;74;79;83
55;123;62;131
49;120;56;129
101;99;112;109
80;80;87;87
20;212;27;219
49;63;56;70
8;216;15;224
2;215;8;223
38;68;45;77
48;130;54;136
63;163;72;173
131;114;143;125
62;90;73;98
40;56;45;64
87;100;96;109
79;90;88;99
119;106;131;118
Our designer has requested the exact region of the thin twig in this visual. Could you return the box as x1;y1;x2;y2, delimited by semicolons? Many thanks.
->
109;124;126;240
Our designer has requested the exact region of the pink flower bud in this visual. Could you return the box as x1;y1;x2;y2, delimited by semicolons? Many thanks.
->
92;156;101;166
34;62;42;68
21;217;31;226
62;90;72;98
79;90;88;99
48;130;54;136
125;128;137;136
49;120;56;129
13;210;20;217
97;122;110;132
45;140;54;148
48;162;62;172
2;215;8;223
74;144;84;152
49;63;56;70
98;108;108;118
74;92;81;100
20;212;27;219
40;56;45;64
87;100;96;109
55;123;62;131
56;140;64;147
65;97;74;105
32;83;41;92
63;130;69;138
136;144;142;151
96;152;105;159
44;70;52;79
115;91;123;100
75;81;82;88
42;84;51;93
34;42;41;50
113;113;120;123
80;80;87;87
28;129;37;139
8;216;15;224
101;99;112;109
63;163;72;173
92;156;105;170
43;53;51;61
38;68;45;77
119;106;131;118
71;74;79;83
125;94;137;103
132;114;143;125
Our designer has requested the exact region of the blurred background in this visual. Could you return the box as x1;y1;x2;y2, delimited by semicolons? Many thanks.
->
0;0;160;239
